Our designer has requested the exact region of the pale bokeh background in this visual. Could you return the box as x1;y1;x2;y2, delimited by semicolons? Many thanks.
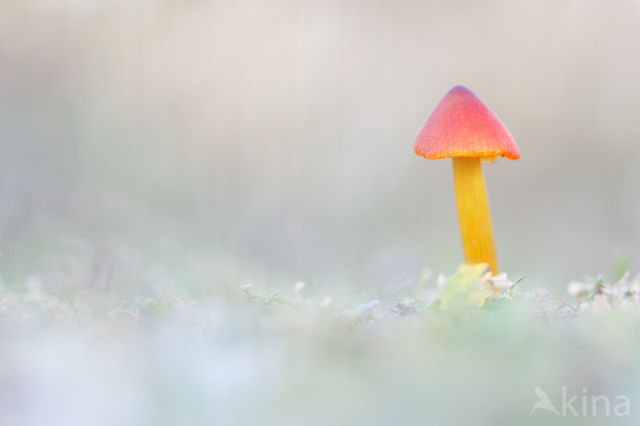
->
3;3;640;426
1;0;640;295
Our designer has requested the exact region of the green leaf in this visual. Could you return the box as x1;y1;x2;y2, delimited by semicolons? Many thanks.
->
438;264;493;312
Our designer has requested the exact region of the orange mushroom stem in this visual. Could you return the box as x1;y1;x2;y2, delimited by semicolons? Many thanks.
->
452;157;497;274
414;85;519;275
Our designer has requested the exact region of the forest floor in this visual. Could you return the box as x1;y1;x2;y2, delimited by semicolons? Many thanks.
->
1;265;639;426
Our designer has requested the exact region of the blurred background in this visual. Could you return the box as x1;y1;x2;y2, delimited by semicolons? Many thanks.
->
4;2;640;426
1;0;640;296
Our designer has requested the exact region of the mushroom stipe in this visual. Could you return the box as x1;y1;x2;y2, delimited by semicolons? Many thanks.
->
452;157;497;274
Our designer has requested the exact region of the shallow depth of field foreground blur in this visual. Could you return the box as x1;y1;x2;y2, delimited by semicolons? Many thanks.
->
1;1;640;425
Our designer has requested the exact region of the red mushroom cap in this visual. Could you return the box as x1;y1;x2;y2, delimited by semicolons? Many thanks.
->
414;85;520;160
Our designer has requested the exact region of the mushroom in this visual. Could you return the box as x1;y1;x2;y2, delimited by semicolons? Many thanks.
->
414;85;519;275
